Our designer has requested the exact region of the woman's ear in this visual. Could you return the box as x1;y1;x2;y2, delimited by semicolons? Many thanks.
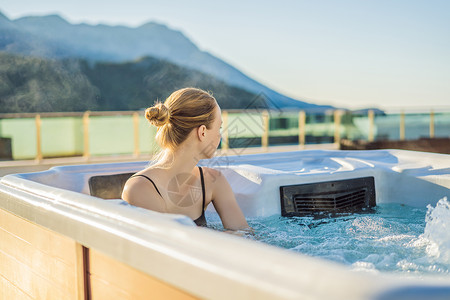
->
197;125;207;141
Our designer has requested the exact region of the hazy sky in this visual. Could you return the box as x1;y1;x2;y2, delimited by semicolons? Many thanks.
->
2;0;450;110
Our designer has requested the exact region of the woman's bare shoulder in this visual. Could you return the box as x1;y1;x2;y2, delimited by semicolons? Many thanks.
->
123;168;162;189
201;167;226;184
122;173;166;212
123;174;149;192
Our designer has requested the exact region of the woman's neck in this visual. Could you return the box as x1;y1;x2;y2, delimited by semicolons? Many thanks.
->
156;145;200;175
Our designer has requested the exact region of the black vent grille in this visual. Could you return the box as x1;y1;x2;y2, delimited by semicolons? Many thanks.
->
280;177;376;217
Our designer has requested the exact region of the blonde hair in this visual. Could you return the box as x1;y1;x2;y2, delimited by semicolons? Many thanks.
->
145;87;217;150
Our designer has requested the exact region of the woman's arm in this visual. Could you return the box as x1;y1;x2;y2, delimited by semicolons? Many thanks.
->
210;169;249;231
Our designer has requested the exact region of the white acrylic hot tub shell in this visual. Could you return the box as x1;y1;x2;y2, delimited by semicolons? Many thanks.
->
1;149;450;299
209;149;450;217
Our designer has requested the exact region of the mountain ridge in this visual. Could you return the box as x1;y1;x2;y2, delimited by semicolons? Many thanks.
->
1;12;333;111
0;52;262;113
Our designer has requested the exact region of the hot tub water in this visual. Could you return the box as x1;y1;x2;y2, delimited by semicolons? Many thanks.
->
207;197;450;276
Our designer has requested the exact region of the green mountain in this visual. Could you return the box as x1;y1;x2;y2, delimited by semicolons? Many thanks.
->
0;52;258;113
0;12;333;111
0;53;99;112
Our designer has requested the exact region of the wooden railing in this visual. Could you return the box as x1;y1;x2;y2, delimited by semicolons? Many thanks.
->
0;109;445;162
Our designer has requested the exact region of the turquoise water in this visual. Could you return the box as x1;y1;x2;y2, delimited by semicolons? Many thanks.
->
207;198;450;276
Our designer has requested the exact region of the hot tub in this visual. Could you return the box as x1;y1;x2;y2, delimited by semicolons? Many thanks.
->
1;149;450;299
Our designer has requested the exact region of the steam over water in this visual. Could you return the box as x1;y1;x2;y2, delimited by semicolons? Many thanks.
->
207;197;450;276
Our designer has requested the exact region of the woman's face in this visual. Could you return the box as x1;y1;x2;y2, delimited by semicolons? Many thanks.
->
203;105;222;158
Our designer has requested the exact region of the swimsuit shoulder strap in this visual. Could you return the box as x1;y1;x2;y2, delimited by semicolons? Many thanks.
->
130;174;162;197
198;166;206;212
194;166;207;226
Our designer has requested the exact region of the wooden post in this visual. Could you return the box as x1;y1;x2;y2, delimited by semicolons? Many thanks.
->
75;243;88;300
298;110;306;148
368;110;374;142
83;111;90;160
430;110;435;138
261;110;269;150
400;110;405;141
35;114;43;162
221;111;229;151
334;110;342;145
133;112;140;157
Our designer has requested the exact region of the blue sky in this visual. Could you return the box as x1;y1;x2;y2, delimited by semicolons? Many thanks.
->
2;0;450;110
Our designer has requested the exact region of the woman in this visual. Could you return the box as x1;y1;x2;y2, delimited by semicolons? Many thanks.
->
122;87;249;231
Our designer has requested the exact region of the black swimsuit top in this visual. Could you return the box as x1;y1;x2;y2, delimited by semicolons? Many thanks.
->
130;166;207;227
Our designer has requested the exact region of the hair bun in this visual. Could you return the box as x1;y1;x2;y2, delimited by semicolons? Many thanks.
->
145;102;170;127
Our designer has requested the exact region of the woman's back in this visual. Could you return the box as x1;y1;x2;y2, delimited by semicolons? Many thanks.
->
123;166;209;223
